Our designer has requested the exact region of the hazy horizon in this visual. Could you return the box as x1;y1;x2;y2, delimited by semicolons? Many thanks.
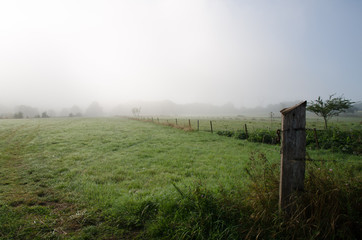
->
1;0;361;110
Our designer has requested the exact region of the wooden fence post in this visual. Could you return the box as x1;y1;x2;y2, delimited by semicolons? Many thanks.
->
197;120;200;131
244;124;248;139
188;119;191;128
279;101;307;214
176;119;178;125
210;121;213;133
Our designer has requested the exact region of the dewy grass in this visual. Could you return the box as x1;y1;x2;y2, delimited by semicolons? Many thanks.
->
145;151;361;240
0;118;361;239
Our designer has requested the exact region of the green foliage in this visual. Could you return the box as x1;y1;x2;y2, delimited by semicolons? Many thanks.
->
216;130;234;137
307;94;355;129
245;152;362;239
247;129;277;144
217;129;279;144
306;128;361;154
234;130;248;140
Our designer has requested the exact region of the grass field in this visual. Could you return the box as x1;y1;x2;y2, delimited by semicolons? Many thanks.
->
149;115;361;132
0;118;361;239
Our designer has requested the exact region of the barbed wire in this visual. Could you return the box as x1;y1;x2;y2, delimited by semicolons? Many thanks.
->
304;152;361;163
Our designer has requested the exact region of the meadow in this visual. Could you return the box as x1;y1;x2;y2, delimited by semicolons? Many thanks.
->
153;115;361;132
0;117;361;239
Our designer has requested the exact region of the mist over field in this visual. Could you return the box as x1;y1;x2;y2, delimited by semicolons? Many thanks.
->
0;0;361;116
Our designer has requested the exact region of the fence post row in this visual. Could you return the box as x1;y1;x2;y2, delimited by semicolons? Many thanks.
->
279;101;307;215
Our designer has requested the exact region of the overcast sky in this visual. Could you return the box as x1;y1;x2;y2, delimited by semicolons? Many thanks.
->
1;0;361;109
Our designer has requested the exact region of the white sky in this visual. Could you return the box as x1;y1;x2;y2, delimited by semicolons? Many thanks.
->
1;0;361;109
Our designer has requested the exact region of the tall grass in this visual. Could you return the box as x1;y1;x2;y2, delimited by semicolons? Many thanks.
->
144;151;361;239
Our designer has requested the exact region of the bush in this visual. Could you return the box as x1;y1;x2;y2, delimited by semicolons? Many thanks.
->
216;130;234;137
234;130;248;140
247;129;277;144
306;128;361;154
215;127;361;155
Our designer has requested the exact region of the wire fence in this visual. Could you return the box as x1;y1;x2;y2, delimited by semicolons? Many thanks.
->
133;116;361;156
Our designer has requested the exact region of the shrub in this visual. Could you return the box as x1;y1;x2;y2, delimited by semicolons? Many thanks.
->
216;130;234;137
234;130;247;140
306;128;361;154
247;129;276;144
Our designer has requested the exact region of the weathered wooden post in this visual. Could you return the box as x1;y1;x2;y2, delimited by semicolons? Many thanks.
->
188;119;191;128
210;121;213;133
279;101;307;214
197;120;200;131
175;119;178;125
244;124;248;139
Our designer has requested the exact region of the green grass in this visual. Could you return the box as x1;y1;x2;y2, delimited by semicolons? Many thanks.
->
0;118;361;239
154;116;361;132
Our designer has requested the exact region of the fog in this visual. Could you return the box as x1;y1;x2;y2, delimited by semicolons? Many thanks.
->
1;0;361;115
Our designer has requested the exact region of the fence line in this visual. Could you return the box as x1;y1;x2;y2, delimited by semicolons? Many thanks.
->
133;117;360;134
131;116;361;155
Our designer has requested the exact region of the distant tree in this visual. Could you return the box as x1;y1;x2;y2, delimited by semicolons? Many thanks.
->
14;111;24;119
41;112;49;118
70;105;82;117
46;109;57;117
132;107;141;118
59;108;71;117
307;94;355;129
16;105;39;118
85;102;104;117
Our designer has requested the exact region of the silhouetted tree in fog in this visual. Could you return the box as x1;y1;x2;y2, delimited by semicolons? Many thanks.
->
132;107;141;118
14;112;24;119
85;102;104;117
41;112;49;118
15;105;39;118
